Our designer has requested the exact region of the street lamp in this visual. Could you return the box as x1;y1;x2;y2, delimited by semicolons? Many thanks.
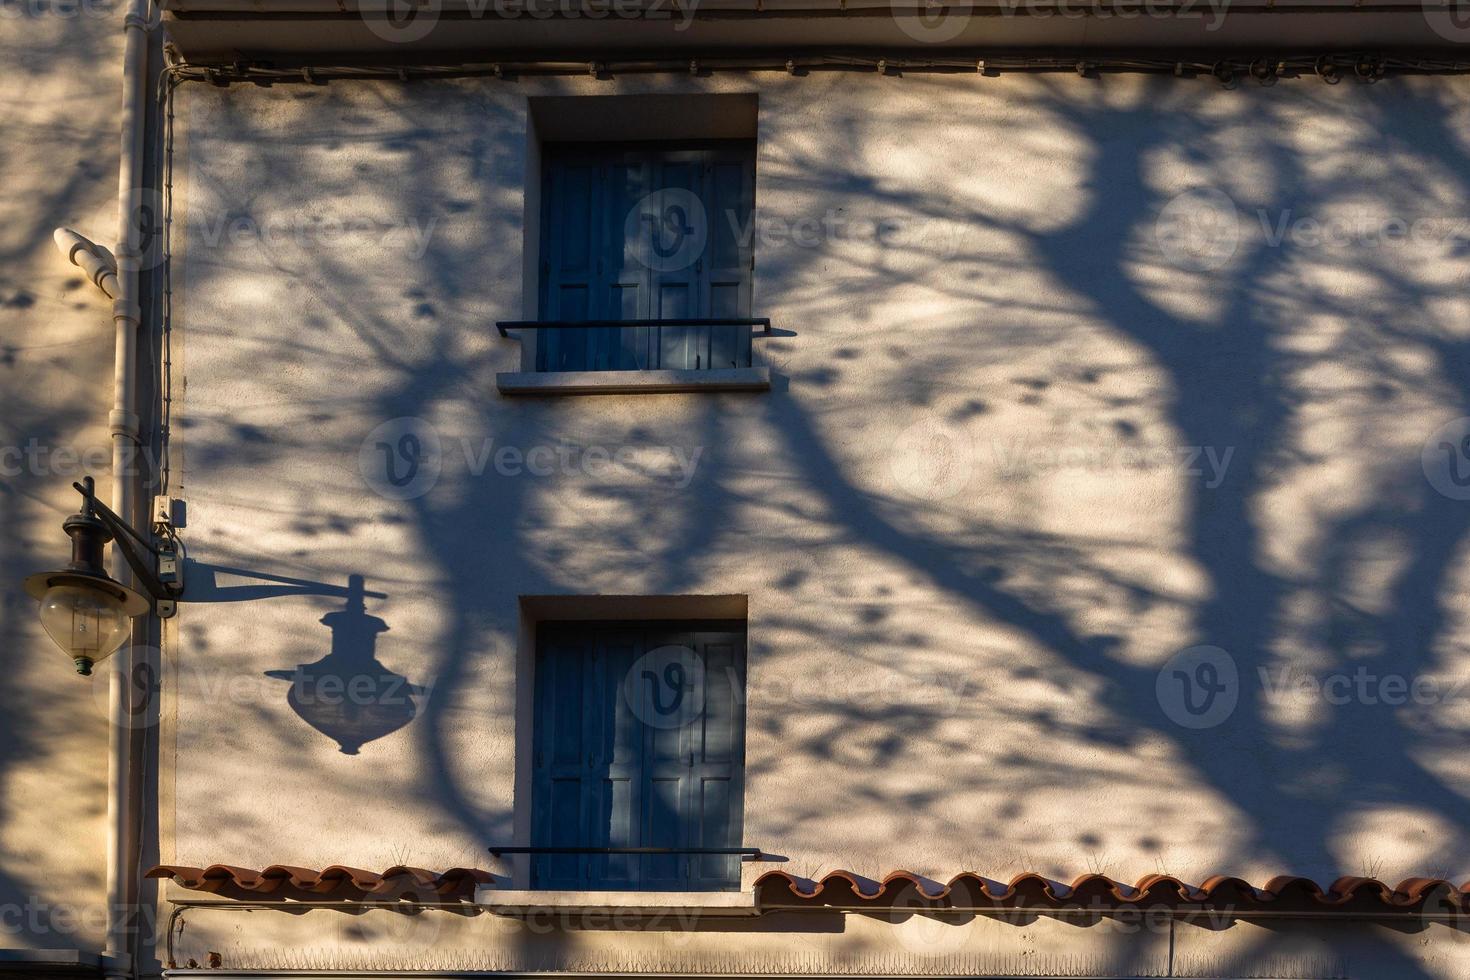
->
23;477;180;675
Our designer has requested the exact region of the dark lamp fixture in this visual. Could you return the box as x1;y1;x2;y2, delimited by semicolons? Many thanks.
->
23;477;177;676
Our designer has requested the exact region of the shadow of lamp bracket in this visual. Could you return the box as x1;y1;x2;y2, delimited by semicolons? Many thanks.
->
23;476;186;675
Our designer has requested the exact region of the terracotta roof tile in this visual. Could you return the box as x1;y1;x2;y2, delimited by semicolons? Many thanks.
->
147;865;494;900
146;865;1467;915
751;870;1470;915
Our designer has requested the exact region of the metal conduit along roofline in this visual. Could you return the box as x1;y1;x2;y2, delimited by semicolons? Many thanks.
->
159;52;1470;85
157;0;1470;64
153;0;1470;14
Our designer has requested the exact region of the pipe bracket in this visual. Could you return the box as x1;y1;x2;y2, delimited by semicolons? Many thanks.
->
111;298;142;328
109;410;140;440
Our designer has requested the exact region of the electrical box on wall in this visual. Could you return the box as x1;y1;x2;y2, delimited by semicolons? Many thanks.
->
153;495;186;528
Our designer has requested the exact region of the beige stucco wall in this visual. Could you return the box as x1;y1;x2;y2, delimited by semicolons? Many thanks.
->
161;69;1470;975
0;1;125;959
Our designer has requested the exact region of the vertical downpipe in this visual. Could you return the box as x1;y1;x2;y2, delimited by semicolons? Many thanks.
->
105;0;152;976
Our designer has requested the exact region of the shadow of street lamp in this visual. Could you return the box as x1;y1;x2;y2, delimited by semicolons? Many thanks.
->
265;574;425;755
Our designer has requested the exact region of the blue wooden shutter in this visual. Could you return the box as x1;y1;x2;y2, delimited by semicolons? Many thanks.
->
585;629;642;888
650;154;703;372
532;623;746;891
538;159;600;372
704;149;756;371
598;153;651;371
540;143;755;372
530;628;599;889
629;625;697;890
687;629;746;890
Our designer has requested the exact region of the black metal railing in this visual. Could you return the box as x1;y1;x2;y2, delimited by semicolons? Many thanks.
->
495;317;772;339
487;845;779;861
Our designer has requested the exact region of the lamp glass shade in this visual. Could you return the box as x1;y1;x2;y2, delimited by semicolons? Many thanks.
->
38;584;132;673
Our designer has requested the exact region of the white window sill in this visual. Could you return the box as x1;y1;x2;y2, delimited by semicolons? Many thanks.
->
496;367;770;396
475;886;759;916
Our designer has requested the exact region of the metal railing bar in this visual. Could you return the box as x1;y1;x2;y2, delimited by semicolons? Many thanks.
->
488;846;774;860
496;317;772;338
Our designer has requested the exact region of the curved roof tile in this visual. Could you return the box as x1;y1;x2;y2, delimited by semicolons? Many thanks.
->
146;865;1467;914
148;864;494;900
751;870;1469;914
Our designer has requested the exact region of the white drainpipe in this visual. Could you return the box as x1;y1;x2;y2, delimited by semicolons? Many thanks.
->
108;0;153;974
54;6;155;963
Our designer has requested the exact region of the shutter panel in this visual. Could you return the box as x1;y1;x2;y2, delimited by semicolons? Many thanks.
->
600;155;650;371
541;148;647;372
531;628;598;889
688;630;746;890
539;158;601;372
650;155;705;371
634;626;694;890
705;150;756;371
588;630;642;888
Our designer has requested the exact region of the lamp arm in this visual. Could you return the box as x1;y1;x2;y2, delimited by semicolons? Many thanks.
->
74;481;159;555
99;509;171;600
71;480;175;600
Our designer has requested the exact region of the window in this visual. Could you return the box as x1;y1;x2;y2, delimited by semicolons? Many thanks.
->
530;620;747;891
537;141;756;373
